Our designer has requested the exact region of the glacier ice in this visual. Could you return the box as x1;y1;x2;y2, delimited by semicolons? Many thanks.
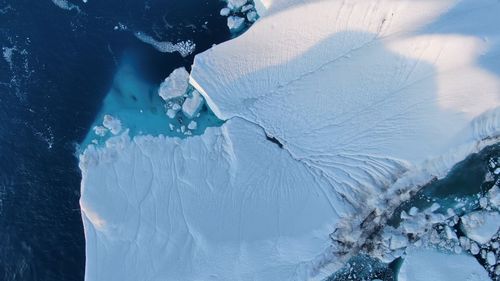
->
80;0;500;280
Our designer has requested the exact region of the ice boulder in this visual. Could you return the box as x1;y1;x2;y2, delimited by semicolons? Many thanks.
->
158;67;189;101
227;16;245;31
182;90;204;119
398;248;490;281
460;210;500;244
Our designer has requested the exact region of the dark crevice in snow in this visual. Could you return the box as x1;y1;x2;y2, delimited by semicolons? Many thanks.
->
265;134;283;148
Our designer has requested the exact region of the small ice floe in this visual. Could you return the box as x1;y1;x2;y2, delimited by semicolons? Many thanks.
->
93;126;108;137
220;7;230;16
247;11;258;22
166;103;181;119
241;4;253;13
460;210;500;244
158;67;190;101
227;16;245;31
102;115;122;135
51;0;81;12
182;90;204;119
488;186;500;209
187;121;197;130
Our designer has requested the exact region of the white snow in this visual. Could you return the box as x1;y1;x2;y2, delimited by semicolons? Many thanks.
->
102;115;121;135
398;248;490;281
158;67;190;101
227;16;245;31
81;0;500;280
246;11;258;22
187;120;197;130
182;90;204;119
460;211;500;244
134;32;195;57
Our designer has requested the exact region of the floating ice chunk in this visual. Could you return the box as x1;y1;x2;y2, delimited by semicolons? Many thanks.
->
487;251;496;266
409;207;419;216
227;16;245;31
187;121;197;130
241;4;253;13
227;0;247;11
134;32;195;57
460;210;500;244
182;90;204;119
220;7;230;16
102;115;122;135
93;126;108;137
398;248;490;281
246;11;258;22
470;242;480;255
166;109;177;119
488;186;500;209
158;67;190;101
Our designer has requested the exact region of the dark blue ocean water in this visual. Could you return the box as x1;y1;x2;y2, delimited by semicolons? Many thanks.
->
0;1;230;280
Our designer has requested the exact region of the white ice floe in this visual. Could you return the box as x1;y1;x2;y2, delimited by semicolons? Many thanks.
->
246;11;258;22
158;67;190;101
219;7;230;16
227;0;247;11
460;211;500;244
134;32;195;57
81;0;500;280
227;16;245;31
182;90;204;119
102;115;121;135
51;0;81;12
398;248;491;281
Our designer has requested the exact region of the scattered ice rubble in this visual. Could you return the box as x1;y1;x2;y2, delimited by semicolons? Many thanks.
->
80;0;500;280
158;67;205;136
220;0;259;32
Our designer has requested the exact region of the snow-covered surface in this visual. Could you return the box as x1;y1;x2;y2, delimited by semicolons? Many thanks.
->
461;211;500;244
158;67;190;101
102;115;121;135
81;0;500;280
398;248;491;281
80;118;346;281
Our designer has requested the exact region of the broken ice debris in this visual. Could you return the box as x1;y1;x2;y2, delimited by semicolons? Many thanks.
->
102;115;122;135
182;90;204;119
158;67;189;101
460;210;500;244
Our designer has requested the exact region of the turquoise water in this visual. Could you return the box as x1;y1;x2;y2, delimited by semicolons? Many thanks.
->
80;55;223;151
388;144;500;227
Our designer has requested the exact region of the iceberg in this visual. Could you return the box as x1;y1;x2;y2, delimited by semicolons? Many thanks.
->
80;0;500;280
398;248;490;281
460;211;500;244
158;67;190;101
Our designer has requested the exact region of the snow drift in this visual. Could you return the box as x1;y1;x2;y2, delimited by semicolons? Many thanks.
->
80;0;500;280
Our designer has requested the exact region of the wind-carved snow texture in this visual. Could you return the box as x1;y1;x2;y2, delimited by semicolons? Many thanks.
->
80;0;500;280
